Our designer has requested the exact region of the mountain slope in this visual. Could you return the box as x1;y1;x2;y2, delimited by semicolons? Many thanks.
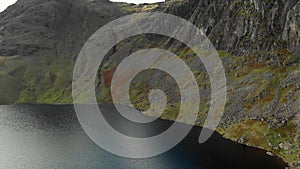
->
0;0;299;167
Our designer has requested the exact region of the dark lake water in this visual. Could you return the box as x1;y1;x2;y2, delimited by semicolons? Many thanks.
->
0;104;287;169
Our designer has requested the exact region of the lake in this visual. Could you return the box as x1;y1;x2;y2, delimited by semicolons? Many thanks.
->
0;104;287;169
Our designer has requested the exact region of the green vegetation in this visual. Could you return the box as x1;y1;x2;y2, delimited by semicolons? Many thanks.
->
0;54;74;104
218;119;299;167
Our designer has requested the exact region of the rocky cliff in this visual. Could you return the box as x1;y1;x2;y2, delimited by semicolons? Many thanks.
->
0;0;299;167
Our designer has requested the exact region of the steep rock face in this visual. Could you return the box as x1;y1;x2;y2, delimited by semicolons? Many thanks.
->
283;1;300;56
2;0;300;57
161;0;300;55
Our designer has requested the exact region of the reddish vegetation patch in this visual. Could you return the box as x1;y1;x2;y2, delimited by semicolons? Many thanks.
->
235;124;245;136
261;94;275;102
278;68;286;73
247;62;266;69
244;120;255;126
258;122;265;127
274;122;297;135
281;98;288;103
274;49;291;55
249;136;261;146
101;67;117;88
243;103;253;110
235;69;251;78
182;47;190;53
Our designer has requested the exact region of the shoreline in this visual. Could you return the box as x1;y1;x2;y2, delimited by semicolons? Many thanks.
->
217;129;291;168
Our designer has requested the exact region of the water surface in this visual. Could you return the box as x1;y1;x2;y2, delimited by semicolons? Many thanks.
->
0;105;287;169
